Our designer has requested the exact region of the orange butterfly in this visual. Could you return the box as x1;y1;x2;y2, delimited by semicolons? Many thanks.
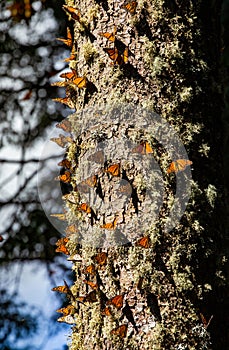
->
71;76;87;88
60;69;77;80
57;27;72;47
51;81;70;88
50;213;67;221
78;203;91;214
101;306;112;316
167;159;192;174
63;47;77;62
132;141;153;155
106;163;120;176
55;237;70;255
58;159;72;169
104;47;128;65
121;1;137;14
56;304;75;316
83;280;98;290
111;324;127;338
65;224;78;235
83;264;96;275
77;290;97;303
93;252;107;266
107;294;124;310
52;285;69;294
55;171;71;183
135;236;150;248
63;5;80;22
78;175;97;193
99;27;117;42
56;119;72;133
100;217;117;230
50;134;73;148
200;313;213;329
57;315;75;324
52;97;75;109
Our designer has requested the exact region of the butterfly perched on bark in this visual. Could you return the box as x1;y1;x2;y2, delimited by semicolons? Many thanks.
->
101;306;112;316
99;27;117;42
83;280;98;290
200;313;213;329
55;237;70;255
107;294;124;310
57;27;72;47
56;304;75;316
121;1;137;14
60;69;78;81
78;175;97;193
100;217;117;230
111;324;128;338
65;224;78;235
56;119;72;133
63;5;80;22
58;159;72;170
77;290;97;303
135;236;150;248
52;96;75;109
50;134;73;148
78;203;91;214
132;141;153;155
55;171;71;183
105;163;120;176
104;47;128;65
167;159;192;174
93;252;107;266
83;264;96;275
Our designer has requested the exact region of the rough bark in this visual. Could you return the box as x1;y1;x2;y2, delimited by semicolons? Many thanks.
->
53;1;228;349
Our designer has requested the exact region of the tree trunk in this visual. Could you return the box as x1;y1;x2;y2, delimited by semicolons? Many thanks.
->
53;1;228;349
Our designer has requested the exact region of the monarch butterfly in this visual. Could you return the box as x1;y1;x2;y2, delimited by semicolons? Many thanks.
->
83;264;96;275
101;306;112;316
78;203;91;214
71;76;87;88
52;285;69;293
55;171;71;183
93;252;107;266
65;224;78;234
83;279;98;290
111;324;128;338
132;141;153;155
167;159;192;174
121;1;137;14
88;150;104;164
78;175;97;193
107;294;124;309
77;290;97;303
106;163;120;176
56;304;75;316
52;97;75;109
200;313;213;329
63;5;80;22
104;47;128;65
50;134;73;148
51;81;69;87
56;119;72;133
58;159;72;169
55;237;70;255
64;47;77;62
60;69;77;80
50;213;66;221
99;27;117;42
57;27;72;47
135;236;150;248
100;218;117;230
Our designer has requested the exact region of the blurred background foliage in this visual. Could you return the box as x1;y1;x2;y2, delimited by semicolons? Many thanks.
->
0;0;75;349
0;0;228;349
